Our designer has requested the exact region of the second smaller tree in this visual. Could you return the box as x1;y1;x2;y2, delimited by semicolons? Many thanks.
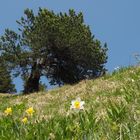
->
0;59;16;93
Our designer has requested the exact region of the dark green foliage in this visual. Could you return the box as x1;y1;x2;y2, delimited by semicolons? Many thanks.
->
0;8;108;94
0;58;16;93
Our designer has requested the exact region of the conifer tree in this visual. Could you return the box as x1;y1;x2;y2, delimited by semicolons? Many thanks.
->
0;58;16;93
0;8;108;94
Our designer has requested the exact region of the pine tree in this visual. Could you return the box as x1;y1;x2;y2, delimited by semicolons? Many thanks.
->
0;59;16;93
0;8;108;94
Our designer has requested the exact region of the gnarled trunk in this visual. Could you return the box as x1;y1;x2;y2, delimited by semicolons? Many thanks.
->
23;63;41;94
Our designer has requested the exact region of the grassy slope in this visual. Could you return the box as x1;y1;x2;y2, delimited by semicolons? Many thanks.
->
0;66;140;140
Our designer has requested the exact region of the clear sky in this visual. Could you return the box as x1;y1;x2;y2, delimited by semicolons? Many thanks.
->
0;0;140;92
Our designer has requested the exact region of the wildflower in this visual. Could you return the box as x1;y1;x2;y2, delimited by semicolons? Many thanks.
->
131;79;135;82
22;117;28;124
26;107;34;116
114;66;120;71
70;98;85;110
4;107;12;116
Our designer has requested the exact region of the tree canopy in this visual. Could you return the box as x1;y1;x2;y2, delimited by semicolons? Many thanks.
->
0;8;108;94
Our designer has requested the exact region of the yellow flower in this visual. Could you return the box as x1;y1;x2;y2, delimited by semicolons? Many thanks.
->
22;117;28;124
74;101;80;109
26;107;34;116
4;107;12;116
70;98;85;110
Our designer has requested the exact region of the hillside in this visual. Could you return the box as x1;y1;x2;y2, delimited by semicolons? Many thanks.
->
0;66;140;140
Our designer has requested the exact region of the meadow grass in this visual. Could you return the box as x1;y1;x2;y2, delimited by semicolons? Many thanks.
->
0;66;140;140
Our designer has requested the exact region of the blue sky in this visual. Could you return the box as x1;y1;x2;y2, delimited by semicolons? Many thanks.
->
0;0;140;92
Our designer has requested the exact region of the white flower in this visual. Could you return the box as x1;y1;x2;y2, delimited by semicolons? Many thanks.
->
114;66;120;71
70;98;85;110
131;79;135;82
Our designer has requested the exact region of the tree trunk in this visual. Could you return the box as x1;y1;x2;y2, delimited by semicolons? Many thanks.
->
23;63;41;94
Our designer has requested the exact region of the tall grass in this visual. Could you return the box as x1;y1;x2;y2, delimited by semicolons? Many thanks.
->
0;66;140;140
